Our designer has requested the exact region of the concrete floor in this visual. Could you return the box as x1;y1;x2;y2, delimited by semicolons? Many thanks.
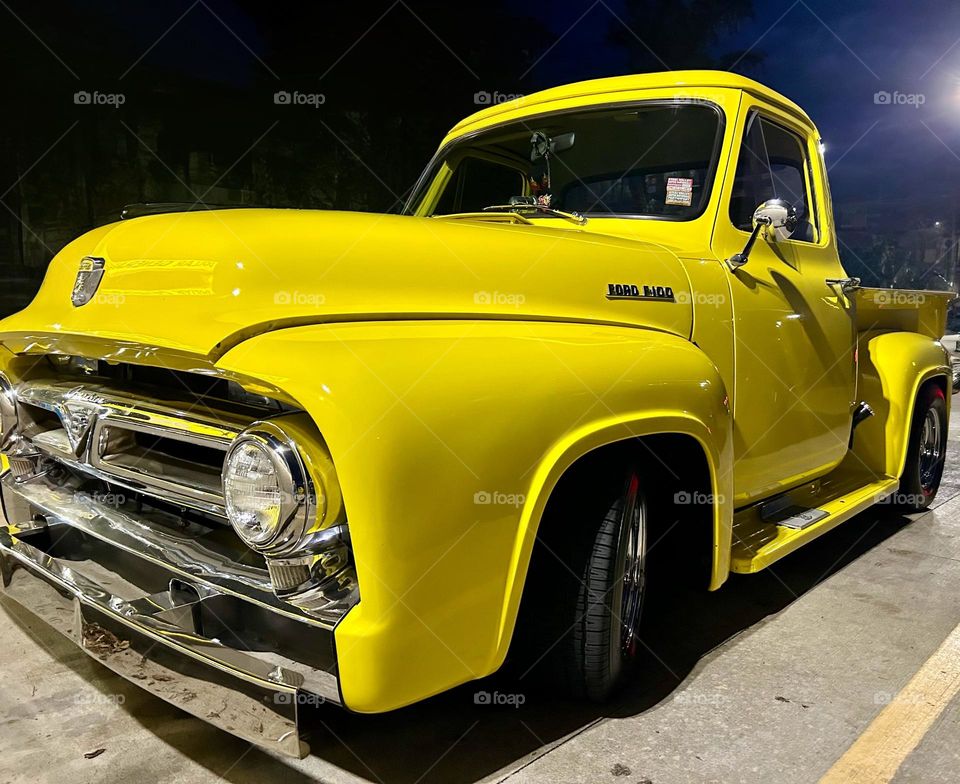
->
3;415;960;783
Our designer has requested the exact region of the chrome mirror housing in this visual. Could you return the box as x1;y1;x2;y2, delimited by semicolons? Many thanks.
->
727;199;798;270
754;198;798;242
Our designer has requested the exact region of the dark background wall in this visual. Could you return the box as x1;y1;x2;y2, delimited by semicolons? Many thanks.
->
2;0;958;319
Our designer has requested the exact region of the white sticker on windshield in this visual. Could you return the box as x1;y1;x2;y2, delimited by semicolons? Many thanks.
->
665;177;694;206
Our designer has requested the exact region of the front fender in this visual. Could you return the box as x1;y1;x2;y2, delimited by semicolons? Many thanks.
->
217;320;732;712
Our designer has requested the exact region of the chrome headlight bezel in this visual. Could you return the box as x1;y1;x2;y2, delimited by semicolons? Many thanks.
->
0;373;18;451
222;420;322;555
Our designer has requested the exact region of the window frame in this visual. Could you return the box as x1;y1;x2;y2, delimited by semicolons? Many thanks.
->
405;99;728;223
728;109;822;245
433;149;529;215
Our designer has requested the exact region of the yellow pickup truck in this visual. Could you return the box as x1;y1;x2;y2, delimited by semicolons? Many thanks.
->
0;71;952;756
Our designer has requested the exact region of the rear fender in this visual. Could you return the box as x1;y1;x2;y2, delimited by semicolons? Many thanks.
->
852;330;950;478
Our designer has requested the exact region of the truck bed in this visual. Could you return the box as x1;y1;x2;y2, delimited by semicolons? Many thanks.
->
854;287;955;338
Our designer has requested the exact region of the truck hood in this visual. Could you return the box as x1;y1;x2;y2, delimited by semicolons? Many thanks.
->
0;209;696;360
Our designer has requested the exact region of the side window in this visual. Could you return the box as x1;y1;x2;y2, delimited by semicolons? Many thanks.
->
434;155;525;214
729;114;818;243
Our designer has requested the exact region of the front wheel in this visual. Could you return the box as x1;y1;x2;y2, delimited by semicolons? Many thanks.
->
896;384;948;511
564;468;647;700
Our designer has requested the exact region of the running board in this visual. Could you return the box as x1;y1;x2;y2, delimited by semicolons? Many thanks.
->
731;472;899;573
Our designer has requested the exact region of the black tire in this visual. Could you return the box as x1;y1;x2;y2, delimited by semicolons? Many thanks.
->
512;443;709;701
896;383;948;511
567;468;646;700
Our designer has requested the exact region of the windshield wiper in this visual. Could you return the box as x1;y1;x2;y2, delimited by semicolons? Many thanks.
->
483;203;588;226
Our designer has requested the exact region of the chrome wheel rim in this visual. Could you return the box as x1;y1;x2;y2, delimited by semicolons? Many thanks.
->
619;473;645;656
919;407;943;492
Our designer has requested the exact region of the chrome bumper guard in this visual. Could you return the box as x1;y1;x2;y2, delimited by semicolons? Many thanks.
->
0;474;342;759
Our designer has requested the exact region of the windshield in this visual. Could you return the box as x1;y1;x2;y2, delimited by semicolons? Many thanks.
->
407;102;723;220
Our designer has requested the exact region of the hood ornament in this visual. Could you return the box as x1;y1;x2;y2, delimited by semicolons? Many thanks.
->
71;256;106;307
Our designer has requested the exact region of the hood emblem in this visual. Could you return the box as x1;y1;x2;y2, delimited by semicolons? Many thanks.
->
606;283;675;302
71;256;106;307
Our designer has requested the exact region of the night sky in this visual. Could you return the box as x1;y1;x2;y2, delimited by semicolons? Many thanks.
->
3;0;960;287
724;0;960;210
517;0;960;212
46;0;960;208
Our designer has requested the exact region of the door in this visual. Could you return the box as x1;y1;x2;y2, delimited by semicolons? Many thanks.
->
713;104;856;506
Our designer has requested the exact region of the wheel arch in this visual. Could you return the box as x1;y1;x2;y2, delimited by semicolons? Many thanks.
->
490;414;733;674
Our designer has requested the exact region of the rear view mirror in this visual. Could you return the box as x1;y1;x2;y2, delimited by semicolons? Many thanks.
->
530;131;576;161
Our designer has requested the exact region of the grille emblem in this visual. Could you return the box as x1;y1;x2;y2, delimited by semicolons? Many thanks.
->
62;401;97;453
60;389;105;454
71;256;106;307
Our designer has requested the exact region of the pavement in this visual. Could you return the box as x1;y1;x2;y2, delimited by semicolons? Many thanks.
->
3;412;960;783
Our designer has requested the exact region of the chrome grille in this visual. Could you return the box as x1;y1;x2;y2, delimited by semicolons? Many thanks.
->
12;380;253;516
1;368;359;627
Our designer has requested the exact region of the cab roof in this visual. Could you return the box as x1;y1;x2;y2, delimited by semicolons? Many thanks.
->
448;70;813;138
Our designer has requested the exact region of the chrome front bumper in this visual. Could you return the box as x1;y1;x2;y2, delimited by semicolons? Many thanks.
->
0;474;342;758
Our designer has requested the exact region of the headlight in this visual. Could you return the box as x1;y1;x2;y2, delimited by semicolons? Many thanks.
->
223;422;315;553
223;416;355;620
223;438;291;546
222;417;343;555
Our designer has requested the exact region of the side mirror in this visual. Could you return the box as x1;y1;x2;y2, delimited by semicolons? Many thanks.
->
727;199;798;270
754;198;798;242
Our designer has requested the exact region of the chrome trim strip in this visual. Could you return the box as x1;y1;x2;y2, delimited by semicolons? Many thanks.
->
0;527;336;757
0;373;17;451
16;380;251;435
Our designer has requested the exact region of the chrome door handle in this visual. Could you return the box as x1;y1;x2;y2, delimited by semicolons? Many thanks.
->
825;277;861;292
